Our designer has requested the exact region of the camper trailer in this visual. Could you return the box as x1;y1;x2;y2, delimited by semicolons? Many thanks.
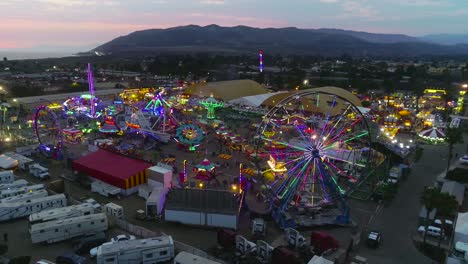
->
103;203;124;219
0;194;66;221
97;236;174;264
30;213;108;244
0;170;15;184
29;163;49;180
29;202;96;224
173;251;221;264
0;189;48;204
0;184;44;199
0;179;28;191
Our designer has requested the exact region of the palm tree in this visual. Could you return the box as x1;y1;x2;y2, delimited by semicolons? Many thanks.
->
436;192;458;248
445;126;464;176
420;186;439;244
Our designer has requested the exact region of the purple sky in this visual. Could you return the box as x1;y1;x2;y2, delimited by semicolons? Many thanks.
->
1;0;467;51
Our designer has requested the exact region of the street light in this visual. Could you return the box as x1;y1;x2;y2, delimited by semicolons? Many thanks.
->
463;84;468;89
303;79;309;85
12;99;16;102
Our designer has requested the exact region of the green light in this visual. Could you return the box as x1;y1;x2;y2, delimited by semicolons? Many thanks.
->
324;131;369;150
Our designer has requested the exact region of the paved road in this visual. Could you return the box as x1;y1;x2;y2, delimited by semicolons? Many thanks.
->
358;137;467;264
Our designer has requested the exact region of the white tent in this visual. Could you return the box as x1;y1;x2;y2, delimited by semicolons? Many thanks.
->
0;154;18;169
228;92;287;107
307;256;334;264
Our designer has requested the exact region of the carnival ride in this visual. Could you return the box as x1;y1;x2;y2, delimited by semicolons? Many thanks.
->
252;91;374;228
199;95;224;119
174;124;205;151
33;105;63;158
144;91;179;132
63;63;102;119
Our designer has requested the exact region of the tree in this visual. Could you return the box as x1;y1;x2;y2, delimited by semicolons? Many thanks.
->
2;57;6;62
420;186;439;244
445;126;464;176
436;192;458;248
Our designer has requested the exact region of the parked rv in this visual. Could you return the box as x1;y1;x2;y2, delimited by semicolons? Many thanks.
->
0;179;28;191
30;213;108;244
0;170;15;184
29;163;50;180
96;236;174;264
0;194;66;221
0;184;44;199
29;202;96;224
0;189;48;204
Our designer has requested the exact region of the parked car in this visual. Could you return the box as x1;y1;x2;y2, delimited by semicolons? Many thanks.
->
110;234;136;242
55;253;86;264
418;225;442;237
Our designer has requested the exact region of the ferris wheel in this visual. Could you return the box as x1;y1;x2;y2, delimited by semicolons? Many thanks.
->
253;90;374;228
33;105;63;158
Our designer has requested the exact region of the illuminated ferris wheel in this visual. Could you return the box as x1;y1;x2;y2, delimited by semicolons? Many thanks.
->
33;105;63;158
253;90;374;228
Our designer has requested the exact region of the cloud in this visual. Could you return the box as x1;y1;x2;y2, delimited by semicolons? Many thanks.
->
340;1;378;19
200;0;225;5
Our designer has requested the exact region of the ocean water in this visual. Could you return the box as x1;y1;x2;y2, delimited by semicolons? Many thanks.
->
0;51;72;60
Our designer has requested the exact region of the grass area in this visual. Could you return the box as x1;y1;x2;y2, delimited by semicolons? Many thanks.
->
446;167;468;183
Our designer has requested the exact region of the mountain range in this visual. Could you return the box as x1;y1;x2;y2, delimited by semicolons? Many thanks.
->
93;25;468;57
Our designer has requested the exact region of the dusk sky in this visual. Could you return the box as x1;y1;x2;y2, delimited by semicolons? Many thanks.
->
1;0;468;51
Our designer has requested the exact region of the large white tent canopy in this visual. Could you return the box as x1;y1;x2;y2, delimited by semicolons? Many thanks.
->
228;92;287;107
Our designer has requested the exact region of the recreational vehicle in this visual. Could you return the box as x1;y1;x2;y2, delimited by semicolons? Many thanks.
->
0;184;44;199
0;179;28;191
96;236;174;264
0;189;48;203
29;202;96;224
0;170;15;184
30;213;108;244
0;194;66;221
173;251;221;264
29;163;49;180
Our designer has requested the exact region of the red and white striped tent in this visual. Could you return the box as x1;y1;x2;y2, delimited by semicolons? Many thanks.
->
419;127;445;140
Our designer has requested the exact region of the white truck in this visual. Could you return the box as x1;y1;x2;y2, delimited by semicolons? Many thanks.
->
29;163;50;180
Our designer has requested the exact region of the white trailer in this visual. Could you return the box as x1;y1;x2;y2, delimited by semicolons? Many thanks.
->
0;184;44;199
30;213;108;244
0;194;66;221
0;179;28;191
0;170;15;184
97;236;174;264
147;165;172;189
91;180;121;197
29;163;49;180
146;187;167;217
29;202;96;224
15;145;37;157
173;251;221;264
0;189;48;203
103;202;124;219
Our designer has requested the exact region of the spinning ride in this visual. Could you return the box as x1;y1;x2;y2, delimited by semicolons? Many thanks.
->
253;90;373;228
175;124;204;151
144;91;178;133
199;95;224;119
33;105;63;158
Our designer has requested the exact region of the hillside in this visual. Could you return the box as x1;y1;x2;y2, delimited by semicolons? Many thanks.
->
93;25;468;57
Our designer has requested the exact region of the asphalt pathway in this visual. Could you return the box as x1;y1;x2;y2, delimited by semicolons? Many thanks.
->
359;138;467;264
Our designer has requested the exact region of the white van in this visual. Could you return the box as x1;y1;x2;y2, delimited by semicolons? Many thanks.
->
418;225;442;237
